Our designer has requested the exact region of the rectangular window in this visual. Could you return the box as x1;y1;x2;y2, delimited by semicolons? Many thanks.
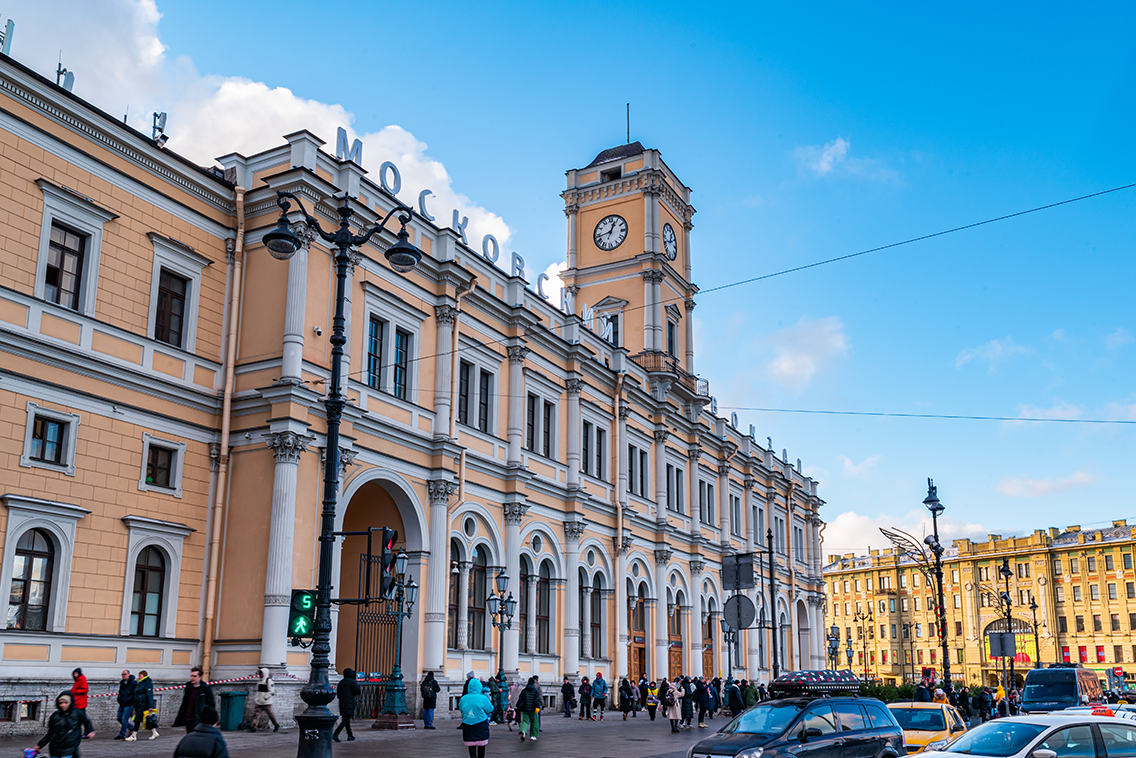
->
951;569;959;583
610;314;620;347
30;417;66;465
1088;556;1097;572
1057;586;1065;602
1098;645;1106;663
1107;555;1116;571
1131;613;1136;630
1076;615;1085;632
1079;646;1087;663
1112;613;1121;631
917;649;924;664
914;598;920;611
153;268;188;347
1128;582;1135;599
477;370;491;433
953;594;961;608
367;317;386;390
595;428;606;479
955;620;963;636
667;321;676;356
526;394;538;452
900;574;907;589
145;445;174;489
1091;585;1101;601
582;422;592;475
45;223;86;310
1062;646;1070;663
891;623;897;638
915;623;922;637
1116;645;1124;662
1054;559;1063;575
1126;554;1133;570
640;450;648;498
957;649;964;664
1109;583;1118;600
457;361;471;425
902;598;909;612
855;579;861;592
393;329;411;399
1095;614;1103;632
1074;586;1083;602
1071;558;1080;573
1058;616;1068;633
542;402;553;457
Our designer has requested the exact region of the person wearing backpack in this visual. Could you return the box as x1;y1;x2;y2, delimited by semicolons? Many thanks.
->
645;681;659;721
247;667;279;733
420;671;441;729
662;678;682;732
516;677;541;741
578;676;593;721
590;672;608;720
332;668;359;742
32;692;94;758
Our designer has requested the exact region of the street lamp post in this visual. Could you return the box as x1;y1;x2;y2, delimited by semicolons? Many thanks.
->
902;623;914;684
379;550;419;720
1028;595;1041;669
923;479;952;691
722;619;738;691
262;191;423;758
766;528;780;678
485;571;517;681
828;625;840;670
853;608;873;683
999;557;1015;688
845;634;854;671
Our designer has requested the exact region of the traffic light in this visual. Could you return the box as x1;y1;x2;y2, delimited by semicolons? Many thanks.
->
379;527;398;599
289;589;316;639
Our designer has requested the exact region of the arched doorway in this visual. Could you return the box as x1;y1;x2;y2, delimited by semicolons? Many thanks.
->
796;599;811;672
703;597;716;676
628;581;647;681
668;589;685;679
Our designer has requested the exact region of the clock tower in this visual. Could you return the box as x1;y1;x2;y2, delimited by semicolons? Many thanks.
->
561;142;697;374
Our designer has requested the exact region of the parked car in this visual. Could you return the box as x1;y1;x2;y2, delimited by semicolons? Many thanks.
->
888;701;968;753
921;714;1132;758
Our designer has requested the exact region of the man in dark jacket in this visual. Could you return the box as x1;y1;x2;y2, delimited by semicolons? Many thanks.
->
173;706;228;758
173;667;217;735
33;692;94;757
561;677;575;718
727;680;744;715
116;669;137;739
332;668;359;742
420;671;440;729
516;677;541;741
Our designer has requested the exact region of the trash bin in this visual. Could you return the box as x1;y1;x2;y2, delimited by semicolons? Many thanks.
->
218;691;248;731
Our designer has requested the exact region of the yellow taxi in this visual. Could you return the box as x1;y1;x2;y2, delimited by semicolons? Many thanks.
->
886;701;968;753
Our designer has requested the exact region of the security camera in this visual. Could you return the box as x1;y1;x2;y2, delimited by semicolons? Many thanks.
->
313;326;323;336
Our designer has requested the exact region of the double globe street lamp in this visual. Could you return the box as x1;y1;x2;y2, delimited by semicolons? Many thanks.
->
379;550;419;721
922;480;952;689
262;190;424;758
486;572;518;681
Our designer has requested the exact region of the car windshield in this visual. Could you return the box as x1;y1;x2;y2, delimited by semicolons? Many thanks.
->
943;721;1047;757
890;708;946;731
1023;674;1077;704
721;701;806;735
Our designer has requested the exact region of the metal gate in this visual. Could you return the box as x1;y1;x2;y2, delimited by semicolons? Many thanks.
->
352;552;398;718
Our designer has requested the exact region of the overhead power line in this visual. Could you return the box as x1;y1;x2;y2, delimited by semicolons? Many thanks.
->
717;407;1136;425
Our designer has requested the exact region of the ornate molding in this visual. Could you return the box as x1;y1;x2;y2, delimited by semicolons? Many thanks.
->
507;345;530;364
434;304;460;326
209;442;221;472
742;478;755;491
688;446;703;461
689;559;706;575
718;460;731;476
503;502;530;525
564;202;580;217
347;248;364;273
264;594;290;607
424;612;446;622
427;479;459;506
565;378;585;396
338;448;358;477
620;533;635;553
564;521;588;542
684;298;696;311
653;429;669;443
618;404;632;420
564;627;580;637
567;284;581;297
266;431;314;464
654;548;673;566
640;270;665;284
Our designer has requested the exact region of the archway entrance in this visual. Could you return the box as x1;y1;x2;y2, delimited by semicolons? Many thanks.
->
628;583;647;681
668;591;685;679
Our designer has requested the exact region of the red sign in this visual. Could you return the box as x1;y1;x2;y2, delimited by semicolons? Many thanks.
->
1115;667;1125;677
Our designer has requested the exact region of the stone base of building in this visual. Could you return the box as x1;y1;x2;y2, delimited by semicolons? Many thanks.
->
370;713;415;730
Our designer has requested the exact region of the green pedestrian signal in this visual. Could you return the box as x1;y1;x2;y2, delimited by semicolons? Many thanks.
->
288;589;316;639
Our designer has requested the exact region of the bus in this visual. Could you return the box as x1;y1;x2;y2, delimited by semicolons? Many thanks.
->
1020;664;1103;713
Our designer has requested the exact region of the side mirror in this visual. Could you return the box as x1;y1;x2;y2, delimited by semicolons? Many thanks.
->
801;727;824;742
1033;750;1058;758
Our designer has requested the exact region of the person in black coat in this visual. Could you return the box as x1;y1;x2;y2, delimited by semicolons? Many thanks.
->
116;670;137;739
560;678;575;718
680;677;696;728
727;680;745;714
129;670;157;740
33;692;94;757
420;671;440;729
332;668;360;742
173;706;228;758
173;667;216;735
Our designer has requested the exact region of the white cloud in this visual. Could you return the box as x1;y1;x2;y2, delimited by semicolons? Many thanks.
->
10;0;513;254
798;138;850;176
823;509;994;558
766;316;849;390
953;336;1031;371
838;454;880;479
539;260;567;305
1106;327;1134;351
1047;328;1067;342
1001;399;1084;429
1105;400;1136;420
996;471;1096;498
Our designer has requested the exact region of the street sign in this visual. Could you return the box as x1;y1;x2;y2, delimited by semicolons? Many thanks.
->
722;553;756;591
987;631;1017;659
1115;667;1125;678
724;594;756;630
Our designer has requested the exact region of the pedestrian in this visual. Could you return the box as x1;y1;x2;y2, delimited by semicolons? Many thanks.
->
115;669;136;740
32;692;94;758
247;667;279;733
646;681;659;721
728;679;744;715
958;686;971;721
69;669;89;724
459;678;493;758
695;676;710;728
709;677;721;719
127;669;157;741
517;677;541;742
619;678;634;720
933;688;949;705
639;676;650;715
743;679;758;708
664;678;682;733
332;668;359;742
172;706;227;758
561;677;575;718
462;671;477;696
680;676;695;729
496;676;512;730
591;671;608;720
578;676;593;721
421;671;441;729
630;678;640;715
758;682;767;701
488;675;502;723
173;666;216;736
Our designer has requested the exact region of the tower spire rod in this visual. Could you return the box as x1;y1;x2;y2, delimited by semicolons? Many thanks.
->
626;102;630;144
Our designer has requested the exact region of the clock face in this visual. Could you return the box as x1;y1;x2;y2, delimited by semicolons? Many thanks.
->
593;215;628;251
662;223;678;260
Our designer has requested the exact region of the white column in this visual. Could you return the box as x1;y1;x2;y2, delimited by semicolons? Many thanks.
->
682;220;693;283
503;502;529;674
261;430;314;668
565;203;579;271
340;251;360;381
433;306;458;439
640;270;655;350
684;298;696;376
689;560;704;676
580;586;593;660
424;480;457;671
651;273;664;352
525;574;538;655
456;561;471;650
653;430;668;524
654;550;671;681
280;227;313;383
563;522;585;678
616;405;630;678
506;347;528;465
688;447;700;524
566;379;583;489
710;609;722;678
718;460;730;546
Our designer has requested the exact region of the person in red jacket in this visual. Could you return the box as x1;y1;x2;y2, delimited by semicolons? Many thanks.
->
70;668;91;727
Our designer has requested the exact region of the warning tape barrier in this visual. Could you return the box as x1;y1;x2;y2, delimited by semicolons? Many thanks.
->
12;671;315;704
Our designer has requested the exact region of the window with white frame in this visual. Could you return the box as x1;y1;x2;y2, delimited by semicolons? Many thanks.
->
138;432;188;498
119;515;193;639
793;524;805;561
698;480;716;524
19;402;81;477
580;415;608;481
523;376;559;458
361;281;426;403
774;515;786;552
33;179;117;316
627;441;649;498
1;494;89;633
729;493;742;536
146;234;210;352
666;463;686;514
454;341;501;435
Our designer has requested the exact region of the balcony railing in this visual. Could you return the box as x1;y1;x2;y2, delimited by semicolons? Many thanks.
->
629;350;710;397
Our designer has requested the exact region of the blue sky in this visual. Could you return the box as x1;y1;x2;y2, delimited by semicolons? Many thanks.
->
11;1;1136;552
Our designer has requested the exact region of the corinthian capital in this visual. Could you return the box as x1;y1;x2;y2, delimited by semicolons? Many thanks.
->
640;270;665;284
507;345;530;364
618;404;632;420
653;429;669;443
265;431;314;464
503;502;530;525
427;479;459;506
654;548;673;566
435;304;460;326
689;559;706;575
566;378;585;396
564;520;588;542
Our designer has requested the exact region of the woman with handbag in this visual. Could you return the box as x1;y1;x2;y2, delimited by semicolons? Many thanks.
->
247;668;279;732
126;670;157;741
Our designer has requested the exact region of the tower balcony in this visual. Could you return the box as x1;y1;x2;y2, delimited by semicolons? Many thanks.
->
629;350;709;397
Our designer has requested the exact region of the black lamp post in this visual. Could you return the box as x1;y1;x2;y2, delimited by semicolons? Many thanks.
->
486;571;516;681
722;619;738;690
999;557;1015;688
379;550;418;718
828;625;840;670
1028;595;1041;669
853;607;873;682
766;527;780;678
845;633;854;669
263;190;423;758
923;479;951;689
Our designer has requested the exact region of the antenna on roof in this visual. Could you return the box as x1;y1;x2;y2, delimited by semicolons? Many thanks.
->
626;102;630;144
0;15;14;57
55;52;74;92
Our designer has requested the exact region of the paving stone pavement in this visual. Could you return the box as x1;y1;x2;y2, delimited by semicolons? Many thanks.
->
0;709;728;758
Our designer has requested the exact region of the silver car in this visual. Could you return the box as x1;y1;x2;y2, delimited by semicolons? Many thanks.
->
920;714;1136;758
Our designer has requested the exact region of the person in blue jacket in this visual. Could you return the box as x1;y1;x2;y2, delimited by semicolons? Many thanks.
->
459;678;493;758
590;672;609;721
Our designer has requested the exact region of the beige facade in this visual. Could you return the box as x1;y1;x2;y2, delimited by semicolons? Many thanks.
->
823;520;1136;689
0;53;829;725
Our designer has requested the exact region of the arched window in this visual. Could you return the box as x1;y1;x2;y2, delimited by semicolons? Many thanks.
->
519;557;531;652
536;561;551;654
130;546;165;637
591;574;603;658
447;541;460;649
468;546;488;650
7;529;54;631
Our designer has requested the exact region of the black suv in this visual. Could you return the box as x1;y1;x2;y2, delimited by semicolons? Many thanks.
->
687;694;905;758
